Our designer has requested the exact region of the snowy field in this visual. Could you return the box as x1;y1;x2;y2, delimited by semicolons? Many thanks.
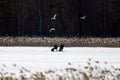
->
0;47;120;71
0;47;120;79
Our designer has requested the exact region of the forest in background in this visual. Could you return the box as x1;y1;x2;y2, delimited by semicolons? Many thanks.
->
0;0;120;37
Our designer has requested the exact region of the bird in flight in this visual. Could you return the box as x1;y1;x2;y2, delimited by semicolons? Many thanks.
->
51;14;57;20
49;28;56;33
80;16;86;20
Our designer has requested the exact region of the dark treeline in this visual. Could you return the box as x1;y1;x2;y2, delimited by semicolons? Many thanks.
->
0;0;120;37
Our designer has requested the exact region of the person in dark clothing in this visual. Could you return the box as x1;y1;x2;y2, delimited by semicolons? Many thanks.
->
59;44;64;51
51;44;58;52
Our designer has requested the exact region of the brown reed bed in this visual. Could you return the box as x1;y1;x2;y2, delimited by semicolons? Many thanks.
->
0;37;120;47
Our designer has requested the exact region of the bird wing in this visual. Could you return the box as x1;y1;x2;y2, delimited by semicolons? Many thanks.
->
54;14;57;18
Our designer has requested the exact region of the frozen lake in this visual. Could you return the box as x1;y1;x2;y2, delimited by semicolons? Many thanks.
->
0;47;120;72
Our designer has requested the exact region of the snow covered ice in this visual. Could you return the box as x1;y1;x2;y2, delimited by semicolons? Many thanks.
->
0;47;120;71
0;47;120;80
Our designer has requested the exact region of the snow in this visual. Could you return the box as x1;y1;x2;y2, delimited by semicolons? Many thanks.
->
0;47;120;79
0;47;120;72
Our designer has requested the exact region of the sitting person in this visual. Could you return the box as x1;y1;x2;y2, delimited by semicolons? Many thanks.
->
59;44;64;51
51;44;58;52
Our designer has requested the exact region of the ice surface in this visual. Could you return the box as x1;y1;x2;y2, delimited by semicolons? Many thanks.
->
0;47;119;72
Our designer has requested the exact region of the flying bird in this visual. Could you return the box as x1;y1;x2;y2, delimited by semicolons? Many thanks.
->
80;16;86;20
51;14;57;20
49;28;56;33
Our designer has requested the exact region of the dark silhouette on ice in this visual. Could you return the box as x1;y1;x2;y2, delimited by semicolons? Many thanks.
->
51;44;58;52
59;44;64;51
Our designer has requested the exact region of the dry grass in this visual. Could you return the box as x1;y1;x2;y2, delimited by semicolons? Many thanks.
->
0;59;120;80
0;37;120;47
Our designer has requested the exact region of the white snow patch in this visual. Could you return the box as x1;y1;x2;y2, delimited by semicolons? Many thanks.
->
0;47;120;72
